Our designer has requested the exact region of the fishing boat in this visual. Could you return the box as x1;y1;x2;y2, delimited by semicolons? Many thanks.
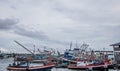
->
68;61;111;70
55;42;89;68
67;51;112;70
7;40;55;71
7;57;55;71
66;42;113;70
7;63;54;71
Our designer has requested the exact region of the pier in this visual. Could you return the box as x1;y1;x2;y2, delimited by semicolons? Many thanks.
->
110;42;120;70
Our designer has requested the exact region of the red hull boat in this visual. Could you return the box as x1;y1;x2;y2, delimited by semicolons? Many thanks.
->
7;63;55;71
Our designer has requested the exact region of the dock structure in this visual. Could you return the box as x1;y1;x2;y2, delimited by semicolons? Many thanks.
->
110;42;120;64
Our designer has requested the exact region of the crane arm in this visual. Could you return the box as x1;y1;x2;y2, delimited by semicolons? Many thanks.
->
14;40;34;54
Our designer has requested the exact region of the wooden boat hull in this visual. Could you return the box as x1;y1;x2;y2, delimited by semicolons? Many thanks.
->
7;64;55;71
68;64;109;70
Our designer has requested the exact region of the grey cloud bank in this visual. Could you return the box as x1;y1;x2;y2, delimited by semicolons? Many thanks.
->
0;18;49;40
0;18;18;30
0;0;120;53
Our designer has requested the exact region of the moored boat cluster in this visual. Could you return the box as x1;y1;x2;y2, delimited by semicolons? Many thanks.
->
6;41;119;71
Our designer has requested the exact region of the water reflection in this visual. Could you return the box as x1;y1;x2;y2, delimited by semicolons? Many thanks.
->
0;58;13;71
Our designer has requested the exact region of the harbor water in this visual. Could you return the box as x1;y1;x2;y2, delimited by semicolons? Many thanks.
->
0;58;118;71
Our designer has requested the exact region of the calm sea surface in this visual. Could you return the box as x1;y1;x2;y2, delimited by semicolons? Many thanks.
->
0;58;117;71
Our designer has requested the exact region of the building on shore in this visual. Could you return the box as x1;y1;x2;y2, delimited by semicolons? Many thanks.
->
110;42;120;64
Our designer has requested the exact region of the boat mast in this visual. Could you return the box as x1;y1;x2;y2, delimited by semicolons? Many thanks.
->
70;41;72;50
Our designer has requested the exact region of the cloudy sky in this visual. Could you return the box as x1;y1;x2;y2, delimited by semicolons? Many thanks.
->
0;0;120;53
